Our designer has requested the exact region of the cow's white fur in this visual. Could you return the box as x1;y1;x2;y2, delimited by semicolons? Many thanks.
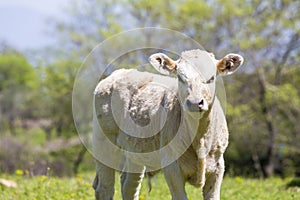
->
92;49;243;200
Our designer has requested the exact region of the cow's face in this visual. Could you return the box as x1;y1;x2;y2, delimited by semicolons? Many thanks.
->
149;50;243;113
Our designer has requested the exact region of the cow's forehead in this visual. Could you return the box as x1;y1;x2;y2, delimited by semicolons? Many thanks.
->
179;49;217;80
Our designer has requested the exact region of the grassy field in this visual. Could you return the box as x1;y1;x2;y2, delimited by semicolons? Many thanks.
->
0;172;299;200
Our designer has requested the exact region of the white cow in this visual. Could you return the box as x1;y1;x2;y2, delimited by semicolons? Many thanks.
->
92;49;243;200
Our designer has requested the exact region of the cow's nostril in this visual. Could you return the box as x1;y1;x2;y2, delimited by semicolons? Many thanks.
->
198;99;204;107
186;98;208;112
198;99;208;111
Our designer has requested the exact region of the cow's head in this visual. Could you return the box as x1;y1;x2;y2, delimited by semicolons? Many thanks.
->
149;50;243;113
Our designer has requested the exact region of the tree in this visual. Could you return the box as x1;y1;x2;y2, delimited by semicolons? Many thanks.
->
53;0;123;59
227;1;299;177
43;60;80;137
0;50;38;134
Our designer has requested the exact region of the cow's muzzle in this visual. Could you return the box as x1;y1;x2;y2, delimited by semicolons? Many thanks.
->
186;98;208;112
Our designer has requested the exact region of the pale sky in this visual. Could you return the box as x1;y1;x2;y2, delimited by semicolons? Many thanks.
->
0;0;71;50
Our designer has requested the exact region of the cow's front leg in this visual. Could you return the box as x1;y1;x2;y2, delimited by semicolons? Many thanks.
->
163;161;188;200
93;160;115;200
203;155;225;200
120;164;145;200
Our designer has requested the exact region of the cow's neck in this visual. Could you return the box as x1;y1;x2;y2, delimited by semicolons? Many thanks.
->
182;106;212;158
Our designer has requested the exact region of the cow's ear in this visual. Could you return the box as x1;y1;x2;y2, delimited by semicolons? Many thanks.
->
149;53;177;75
217;54;244;75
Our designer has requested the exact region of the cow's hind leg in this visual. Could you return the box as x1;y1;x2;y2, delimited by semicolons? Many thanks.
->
120;164;145;200
93;161;115;200
203;155;225;200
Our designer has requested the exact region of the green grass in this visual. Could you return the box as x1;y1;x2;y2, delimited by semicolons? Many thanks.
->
1;172;299;200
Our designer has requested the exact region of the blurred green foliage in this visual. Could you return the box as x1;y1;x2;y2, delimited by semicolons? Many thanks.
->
0;53;37;91
43;60;79;137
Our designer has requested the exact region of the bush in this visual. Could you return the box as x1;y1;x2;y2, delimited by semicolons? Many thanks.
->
0;135;94;176
286;178;300;188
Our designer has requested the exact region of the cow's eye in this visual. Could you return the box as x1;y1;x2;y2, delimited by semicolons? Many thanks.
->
205;75;215;84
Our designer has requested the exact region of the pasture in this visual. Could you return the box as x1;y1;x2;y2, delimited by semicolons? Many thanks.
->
1;172;299;200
